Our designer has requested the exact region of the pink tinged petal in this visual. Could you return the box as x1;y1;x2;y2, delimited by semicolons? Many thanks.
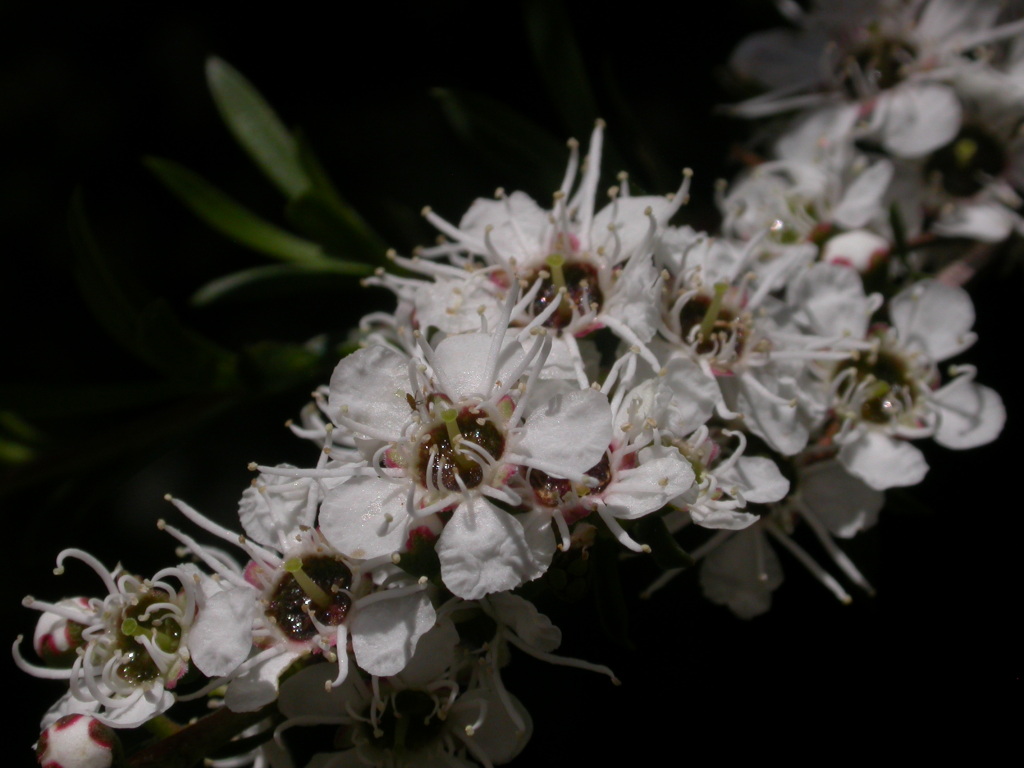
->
798;459;883;538
889;279;977;360
717;456;790;504
38;715;117;768
838;430;929;491
319;477;410;560
931;201;1017;243
328;346;412;438
190;587;256;677
487;593;561;653
931;379;1006;450
699;528;782;620
450;688;533;765
832;160;894;229
350;589;435;678
821;230;890;274
517;389;612;475
873;84;962;158
788;261;870;338
602;454;695;519
224;650;303;712
437;501;548;600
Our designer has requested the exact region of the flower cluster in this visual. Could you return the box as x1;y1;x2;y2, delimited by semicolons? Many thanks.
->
13;2;1016;765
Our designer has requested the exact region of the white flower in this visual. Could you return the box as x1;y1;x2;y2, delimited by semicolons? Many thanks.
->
368;121;691;372
14;550;196;728
274;292;617;600
728;0;1024;157
789;263;1006;489
160;496;435;712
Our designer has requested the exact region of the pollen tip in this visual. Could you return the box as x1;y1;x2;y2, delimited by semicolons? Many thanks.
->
21;596;33;606
247;462;258;472
683;167;693;177
418;575;428;584
157;519;166;530
841;595;853;605
611;676;622;686
386;248;397;260
595;117;606;128
391;553;401;564
641;544;652;554
421;205;432;216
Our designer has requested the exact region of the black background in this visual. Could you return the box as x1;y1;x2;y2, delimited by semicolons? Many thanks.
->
2;2;1020;764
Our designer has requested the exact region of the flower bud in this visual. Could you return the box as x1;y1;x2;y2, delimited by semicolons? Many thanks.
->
36;714;121;768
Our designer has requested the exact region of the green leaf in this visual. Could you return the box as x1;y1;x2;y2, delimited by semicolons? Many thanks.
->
282;133;389;261
69;192;238;386
133;299;239;389
191;261;372;306
432;88;568;189
632;514;696;571
145;157;328;264
205;57;309;198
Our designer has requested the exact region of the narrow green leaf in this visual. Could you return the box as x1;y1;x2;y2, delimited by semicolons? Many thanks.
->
133;299;239;389
69;191;238;386
145;156;328;264
285;133;388;260
432;88;567;189
192;261;373;306
205;57;309;198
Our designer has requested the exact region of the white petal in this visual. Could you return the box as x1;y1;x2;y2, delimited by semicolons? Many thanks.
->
224;650;303;712
351;589;436;677
437;501;551;600
798;459;883;538
717;455;790;504
516;388;612;475
838;430;929;490
328;346;412;438
189;587;256;677
432;331;525;402
486;593;561;653
931;379;1006;449
873;84;962;158
602;454;695;520
319;476;412;560
788;261;870;338
931;201;1017;243
699;528;781;620
450;688;533;765
832;160;894;229
889;279;976;361
393;617;460;688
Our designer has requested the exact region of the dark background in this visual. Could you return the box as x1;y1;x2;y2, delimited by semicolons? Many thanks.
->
3;2;1019;763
